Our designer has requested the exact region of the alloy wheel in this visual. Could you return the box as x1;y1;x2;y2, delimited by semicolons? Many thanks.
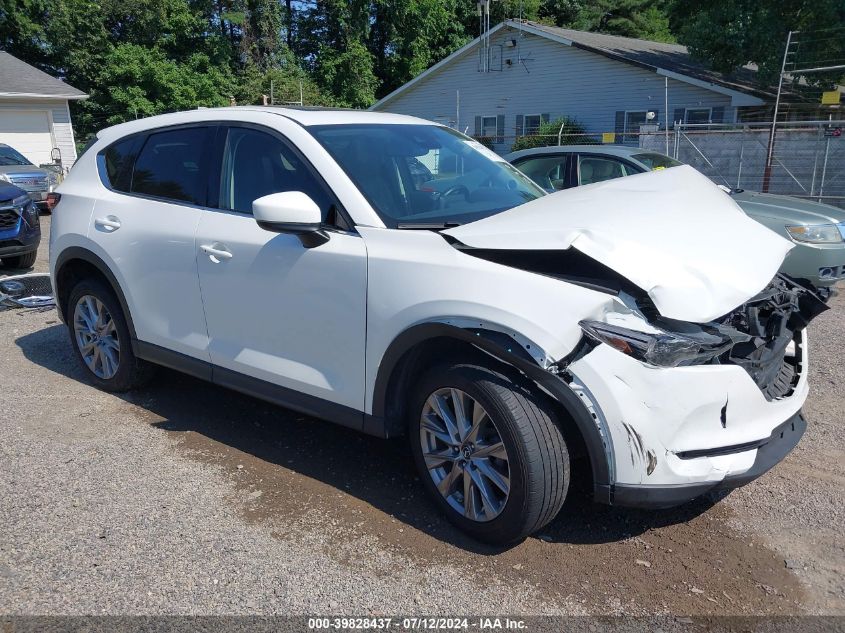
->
73;294;120;379
419;388;511;522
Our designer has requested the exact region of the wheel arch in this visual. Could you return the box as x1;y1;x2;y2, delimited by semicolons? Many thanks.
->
369;321;612;500
54;247;137;340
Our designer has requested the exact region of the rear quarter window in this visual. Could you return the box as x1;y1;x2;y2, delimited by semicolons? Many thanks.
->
99;136;142;192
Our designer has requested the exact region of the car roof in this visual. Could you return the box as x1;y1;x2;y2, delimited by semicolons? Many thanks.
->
505;144;657;161
93;106;433;144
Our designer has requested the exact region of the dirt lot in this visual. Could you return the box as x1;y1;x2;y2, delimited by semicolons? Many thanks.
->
1;215;843;616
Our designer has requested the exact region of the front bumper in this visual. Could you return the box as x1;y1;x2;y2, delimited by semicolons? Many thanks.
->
0;219;40;258
567;328;809;505
782;241;845;288
611;411;805;508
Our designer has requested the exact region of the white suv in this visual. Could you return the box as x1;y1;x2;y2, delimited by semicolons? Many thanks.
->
50;108;826;544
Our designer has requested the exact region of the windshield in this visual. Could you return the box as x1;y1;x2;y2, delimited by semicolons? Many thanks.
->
309;124;545;228
631;152;683;170
0;146;33;167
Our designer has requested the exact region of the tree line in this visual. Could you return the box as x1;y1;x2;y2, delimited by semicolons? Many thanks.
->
1;0;842;143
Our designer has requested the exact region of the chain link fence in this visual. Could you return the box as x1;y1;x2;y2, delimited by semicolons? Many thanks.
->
483;121;845;209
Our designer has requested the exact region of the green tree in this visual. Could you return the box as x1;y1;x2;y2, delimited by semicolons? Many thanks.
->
668;0;845;86
569;0;674;42
369;0;470;97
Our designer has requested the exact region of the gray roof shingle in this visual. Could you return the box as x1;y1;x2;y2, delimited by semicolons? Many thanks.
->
0;51;87;99
516;20;772;99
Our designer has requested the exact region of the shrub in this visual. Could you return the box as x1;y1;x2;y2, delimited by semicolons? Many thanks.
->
510;116;592;152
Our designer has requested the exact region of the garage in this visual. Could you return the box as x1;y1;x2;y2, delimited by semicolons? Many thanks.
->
0;109;56;166
0;51;87;171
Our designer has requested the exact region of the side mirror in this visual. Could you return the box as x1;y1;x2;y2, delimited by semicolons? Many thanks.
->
252;191;329;247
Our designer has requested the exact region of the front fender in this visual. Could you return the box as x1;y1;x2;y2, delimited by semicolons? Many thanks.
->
368;320;613;499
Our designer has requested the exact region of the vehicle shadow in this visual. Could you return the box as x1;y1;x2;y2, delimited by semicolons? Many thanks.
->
16;323;719;553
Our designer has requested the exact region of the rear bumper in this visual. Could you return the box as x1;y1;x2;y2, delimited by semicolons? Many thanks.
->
610;411;806;508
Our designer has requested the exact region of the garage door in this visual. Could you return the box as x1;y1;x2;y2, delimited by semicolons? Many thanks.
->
0;110;55;166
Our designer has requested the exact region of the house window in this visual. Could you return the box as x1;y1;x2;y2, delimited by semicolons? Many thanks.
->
685;108;712;124
624;111;648;133
524;114;542;135
481;115;498;138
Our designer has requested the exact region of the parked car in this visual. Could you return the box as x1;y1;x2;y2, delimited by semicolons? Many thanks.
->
50;109;826;544
0;180;40;268
0;143;59;211
506;145;845;298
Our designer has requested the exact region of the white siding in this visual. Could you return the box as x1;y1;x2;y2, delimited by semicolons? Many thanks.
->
0;98;78;169
376;29;736;152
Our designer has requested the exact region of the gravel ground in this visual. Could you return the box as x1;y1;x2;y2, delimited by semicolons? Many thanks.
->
0;215;842;616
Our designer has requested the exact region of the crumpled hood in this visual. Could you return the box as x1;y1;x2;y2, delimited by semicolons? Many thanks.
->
445;165;794;323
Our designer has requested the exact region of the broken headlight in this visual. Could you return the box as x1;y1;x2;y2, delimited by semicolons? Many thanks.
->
578;320;733;368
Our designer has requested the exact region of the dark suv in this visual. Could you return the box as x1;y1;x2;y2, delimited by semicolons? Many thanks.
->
0;181;40;269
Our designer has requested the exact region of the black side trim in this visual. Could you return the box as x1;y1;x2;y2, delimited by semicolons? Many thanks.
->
212;366;364;433
54;247;136;337
134;339;369;435
371;322;612;494
611;411;806;509
134;340;212;381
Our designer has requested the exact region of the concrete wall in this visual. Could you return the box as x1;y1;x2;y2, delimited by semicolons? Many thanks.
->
641;127;845;208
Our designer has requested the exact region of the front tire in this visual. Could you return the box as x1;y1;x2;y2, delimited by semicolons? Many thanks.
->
2;250;37;269
67;278;155;391
410;362;569;544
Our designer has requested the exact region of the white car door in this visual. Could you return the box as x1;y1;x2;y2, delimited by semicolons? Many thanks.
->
91;125;213;361
195;124;367;422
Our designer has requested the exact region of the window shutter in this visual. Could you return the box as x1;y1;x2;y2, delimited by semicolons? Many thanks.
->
541;113;551;123
614;111;625;135
474;116;482;137
673;108;686;126
496;114;505;144
711;106;725;123
515;114;524;137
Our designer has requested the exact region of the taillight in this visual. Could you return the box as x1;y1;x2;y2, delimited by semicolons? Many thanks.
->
46;192;61;211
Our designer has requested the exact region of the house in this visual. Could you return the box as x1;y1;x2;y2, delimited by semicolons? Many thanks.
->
0;51;87;168
371;20;773;152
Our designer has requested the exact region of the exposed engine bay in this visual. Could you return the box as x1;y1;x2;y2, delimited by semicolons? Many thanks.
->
644;275;829;400
453;244;829;400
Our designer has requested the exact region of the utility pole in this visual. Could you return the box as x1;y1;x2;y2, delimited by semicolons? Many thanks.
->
762;30;794;193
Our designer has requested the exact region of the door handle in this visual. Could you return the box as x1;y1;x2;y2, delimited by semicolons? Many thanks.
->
94;215;121;232
200;243;233;262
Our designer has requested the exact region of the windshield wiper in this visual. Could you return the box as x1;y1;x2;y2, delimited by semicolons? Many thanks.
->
396;221;462;230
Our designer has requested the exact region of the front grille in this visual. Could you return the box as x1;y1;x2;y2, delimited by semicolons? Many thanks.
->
0;210;20;230
8;175;48;193
716;276;825;401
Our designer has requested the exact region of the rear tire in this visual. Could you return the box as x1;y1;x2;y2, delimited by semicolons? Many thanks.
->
67;278;155;392
409;362;569;544
2;250;37;269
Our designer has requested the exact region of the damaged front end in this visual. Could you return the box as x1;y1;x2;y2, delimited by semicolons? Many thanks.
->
579;275;828;400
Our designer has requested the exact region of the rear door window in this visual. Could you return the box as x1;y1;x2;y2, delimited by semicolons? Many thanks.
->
577;156;635;186
514;155;570;191
130;128;210;205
